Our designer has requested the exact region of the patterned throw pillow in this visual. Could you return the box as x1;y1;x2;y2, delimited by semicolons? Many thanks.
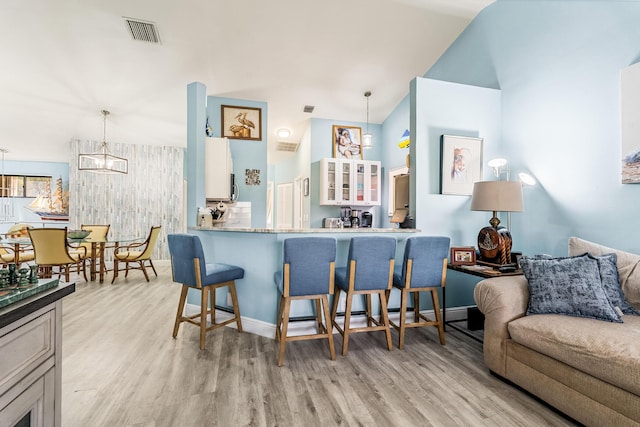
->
592;253;640;315
521;253;622;323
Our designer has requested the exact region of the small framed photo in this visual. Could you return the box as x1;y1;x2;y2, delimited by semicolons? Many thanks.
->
332;125;362;159
221;105;262;140
450;246;477;266
440;135;483;196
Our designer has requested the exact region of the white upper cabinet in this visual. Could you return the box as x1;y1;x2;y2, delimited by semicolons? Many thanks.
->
205;137;233;201
320;158;381;206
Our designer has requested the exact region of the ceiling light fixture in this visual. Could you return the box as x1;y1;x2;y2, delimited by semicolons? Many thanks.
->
277;128;291;138
362;91;373;150
78;110;129;174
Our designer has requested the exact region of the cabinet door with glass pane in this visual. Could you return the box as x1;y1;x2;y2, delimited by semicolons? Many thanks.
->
320;158;353;205
352;160;381;206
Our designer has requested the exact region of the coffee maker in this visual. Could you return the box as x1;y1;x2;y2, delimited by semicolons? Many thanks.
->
350;209;361;228
360;211;372;228
340;207;352;228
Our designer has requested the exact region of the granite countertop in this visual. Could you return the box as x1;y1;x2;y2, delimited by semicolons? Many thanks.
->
191;227;421;233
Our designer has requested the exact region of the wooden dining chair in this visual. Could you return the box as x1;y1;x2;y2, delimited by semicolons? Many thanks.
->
28;227;87;281
111;226;161;283
77;224;110;275
0;245;34;267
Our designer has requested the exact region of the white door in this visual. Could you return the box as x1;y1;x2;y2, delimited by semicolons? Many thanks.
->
276;183;293;229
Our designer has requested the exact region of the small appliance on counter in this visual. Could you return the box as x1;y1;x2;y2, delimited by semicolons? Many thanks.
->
322;218;343;229
340;207;352;228
360;211;372;228
350;209;361;228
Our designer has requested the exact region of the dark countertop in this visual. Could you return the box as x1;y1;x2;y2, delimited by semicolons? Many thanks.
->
0;279;75;330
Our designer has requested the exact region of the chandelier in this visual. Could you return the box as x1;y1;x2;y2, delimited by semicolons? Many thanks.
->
78;110;128;174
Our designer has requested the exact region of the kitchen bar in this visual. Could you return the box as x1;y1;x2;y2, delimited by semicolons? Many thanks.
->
188;227;420;336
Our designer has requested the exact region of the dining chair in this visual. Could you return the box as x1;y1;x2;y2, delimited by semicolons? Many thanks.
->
387;236;450;349
331;236;396;356
78;224;110;276
0;245;34;267
111;225;161;283
28;227;87;282
167;233;243;350
274;237;336;367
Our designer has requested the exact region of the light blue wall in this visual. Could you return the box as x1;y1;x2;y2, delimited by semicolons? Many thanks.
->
309;118;384;228
426;0;640;256
0;160;69;227
207;96;268;229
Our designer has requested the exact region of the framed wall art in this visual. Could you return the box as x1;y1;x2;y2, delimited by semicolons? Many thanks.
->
450;246;477;266
222;105;262;141
332;125;362;159
440;135;483;196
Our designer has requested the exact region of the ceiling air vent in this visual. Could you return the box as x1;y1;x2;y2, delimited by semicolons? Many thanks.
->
303;105;315;113
277;141;300;152
124;17;161;44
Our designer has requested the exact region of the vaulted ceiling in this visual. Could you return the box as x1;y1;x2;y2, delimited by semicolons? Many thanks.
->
0;0;493;164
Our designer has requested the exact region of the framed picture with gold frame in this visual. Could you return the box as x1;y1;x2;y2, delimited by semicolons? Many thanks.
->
450;246;477;266
332;125;362;159
221;105;262;141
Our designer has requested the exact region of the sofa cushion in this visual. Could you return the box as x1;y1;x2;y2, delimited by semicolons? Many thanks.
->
569;237;640;312
508;313;640;397
593;253;639;315
520;253;622;322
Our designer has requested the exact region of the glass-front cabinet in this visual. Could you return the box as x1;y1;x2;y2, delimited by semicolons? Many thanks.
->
320;158;380;206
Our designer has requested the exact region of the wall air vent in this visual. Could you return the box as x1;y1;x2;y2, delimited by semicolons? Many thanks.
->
303;105;315;113
277;141;300;152
124;17;161;44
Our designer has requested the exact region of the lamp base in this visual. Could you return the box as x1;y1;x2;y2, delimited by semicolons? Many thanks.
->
477;226;513;266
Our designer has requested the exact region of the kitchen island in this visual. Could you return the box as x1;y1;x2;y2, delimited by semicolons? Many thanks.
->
188;227;420;338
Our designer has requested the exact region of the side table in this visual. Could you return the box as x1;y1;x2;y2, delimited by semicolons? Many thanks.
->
444;264;523;343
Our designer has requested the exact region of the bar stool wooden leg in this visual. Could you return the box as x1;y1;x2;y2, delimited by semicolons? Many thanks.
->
200;286;209;350
209;287;216;325
229;281;242;332
278;298;291;367
315;299;323;334
366;294;372;327
342;292;354;356
431;288;445;345
321;295;336;361
275;294;285;342
379;290;393;351
413;291;420;322
173;285;188;338
399;289;408;350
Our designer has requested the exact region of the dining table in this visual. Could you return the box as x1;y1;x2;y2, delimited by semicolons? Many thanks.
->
1;235;143;284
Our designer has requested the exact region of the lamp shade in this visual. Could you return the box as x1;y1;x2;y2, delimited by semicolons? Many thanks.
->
470;181;523;212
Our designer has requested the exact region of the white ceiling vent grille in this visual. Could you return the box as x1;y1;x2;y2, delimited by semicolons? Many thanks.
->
124;17;161;44
277;141;300;152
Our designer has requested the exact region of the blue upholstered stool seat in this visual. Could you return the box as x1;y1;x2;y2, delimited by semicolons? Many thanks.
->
168;233;244;350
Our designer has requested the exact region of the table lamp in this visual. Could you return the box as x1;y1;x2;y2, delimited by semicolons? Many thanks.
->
470;181;523;265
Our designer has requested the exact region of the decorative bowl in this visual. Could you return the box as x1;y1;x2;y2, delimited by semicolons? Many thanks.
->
67;230;90;239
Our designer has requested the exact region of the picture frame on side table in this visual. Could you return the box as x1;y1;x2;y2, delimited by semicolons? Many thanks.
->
221;105;262;141
440;135;483;196
332;125;363;159
450;246;477;266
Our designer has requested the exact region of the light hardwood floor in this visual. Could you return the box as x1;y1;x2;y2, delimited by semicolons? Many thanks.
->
61;262;578;427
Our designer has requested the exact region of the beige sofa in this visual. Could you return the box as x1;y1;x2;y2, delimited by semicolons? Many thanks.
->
474;237;640;426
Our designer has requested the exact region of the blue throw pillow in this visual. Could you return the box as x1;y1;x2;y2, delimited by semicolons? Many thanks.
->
521;253;622;323
591;253;640;316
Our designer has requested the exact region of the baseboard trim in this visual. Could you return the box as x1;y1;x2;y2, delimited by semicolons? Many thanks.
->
185;303;472;339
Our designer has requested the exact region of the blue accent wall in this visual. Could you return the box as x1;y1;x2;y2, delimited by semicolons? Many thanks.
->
425;1;640;255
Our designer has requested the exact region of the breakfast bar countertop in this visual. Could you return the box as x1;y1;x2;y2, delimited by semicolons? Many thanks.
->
190;227;420;233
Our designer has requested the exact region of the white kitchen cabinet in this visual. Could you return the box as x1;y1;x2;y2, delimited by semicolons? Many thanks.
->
205;137;234;201
320;158;381;206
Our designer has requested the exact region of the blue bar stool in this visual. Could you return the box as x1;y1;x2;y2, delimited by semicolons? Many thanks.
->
274;237;336;367
388;236;450;349
331;236;396;356
168;234;244;350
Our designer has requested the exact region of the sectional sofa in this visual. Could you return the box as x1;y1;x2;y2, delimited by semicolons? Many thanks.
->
474;237;640;426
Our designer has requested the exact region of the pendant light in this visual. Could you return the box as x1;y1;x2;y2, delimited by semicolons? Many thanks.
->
78;110;128;174
362;91;373;149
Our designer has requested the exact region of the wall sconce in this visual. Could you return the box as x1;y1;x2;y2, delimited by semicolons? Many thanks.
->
362;91;373;149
